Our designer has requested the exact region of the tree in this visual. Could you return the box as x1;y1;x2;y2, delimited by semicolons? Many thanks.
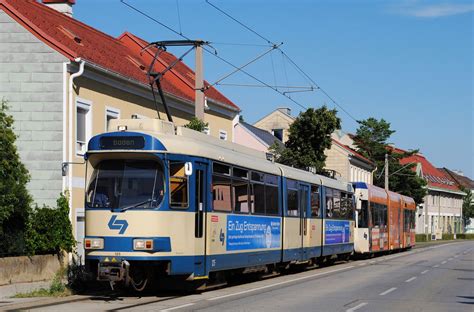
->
0;99;32;255
353;118;427;204
184;117;209;132
461;187;474;228
272;106;341;173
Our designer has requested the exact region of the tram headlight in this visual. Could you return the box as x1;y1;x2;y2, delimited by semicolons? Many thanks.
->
133;239;154;250
84;238;104;250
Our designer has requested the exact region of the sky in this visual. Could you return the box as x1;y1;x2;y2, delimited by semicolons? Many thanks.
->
73;0;473;177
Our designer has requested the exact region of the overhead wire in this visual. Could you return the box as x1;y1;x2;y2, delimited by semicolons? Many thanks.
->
120;0;309;110
175;0;183;35
205;0;358;122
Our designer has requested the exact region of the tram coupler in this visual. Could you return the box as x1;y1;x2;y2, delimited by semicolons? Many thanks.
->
97;260;131;289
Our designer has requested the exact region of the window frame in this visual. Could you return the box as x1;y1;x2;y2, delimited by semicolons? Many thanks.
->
168;161;190;209
75;98;92;156
219;129;228;141
286;179;299;217
105;106;120;132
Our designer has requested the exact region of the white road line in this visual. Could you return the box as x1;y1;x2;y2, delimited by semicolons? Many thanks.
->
441;261;447;264
448;258;453;261
160;303;195;312
433;265;439;268
405;277;417;283
207;265;355;301
379;287;397;296
370;261;376;264
358;263;367;266
346;302;368;312
454;255;459;258
421;270;429;274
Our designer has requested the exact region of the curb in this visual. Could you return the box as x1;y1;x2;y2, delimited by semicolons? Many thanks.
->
0;295;92;311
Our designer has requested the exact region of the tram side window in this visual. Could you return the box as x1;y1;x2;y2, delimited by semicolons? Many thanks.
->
251;182;265;214
233;178;249;213
265;176;279;215
169;162;189;208
340;193;354;219
287;180;299;217
332;191;341;218
326;188;334;218
358;200;369;228
372;203;387;227
310;185;320;217
212;175;232;212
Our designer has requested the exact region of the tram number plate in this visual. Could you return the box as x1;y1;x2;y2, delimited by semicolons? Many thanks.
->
100;136;145;149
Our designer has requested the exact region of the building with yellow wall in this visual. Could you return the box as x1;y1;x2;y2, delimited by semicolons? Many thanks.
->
0;0;240;259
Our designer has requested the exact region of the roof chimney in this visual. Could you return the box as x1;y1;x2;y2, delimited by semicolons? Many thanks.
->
277;107;291;116
42;0;75;17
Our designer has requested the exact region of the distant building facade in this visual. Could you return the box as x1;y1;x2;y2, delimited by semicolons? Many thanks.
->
325;138;374;184
253;107;294;143
399;152;465;236
439;168;474;233
233;121;283;153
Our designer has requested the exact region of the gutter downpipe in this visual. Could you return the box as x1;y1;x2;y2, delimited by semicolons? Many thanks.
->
67;58;85;261
62;61;69;193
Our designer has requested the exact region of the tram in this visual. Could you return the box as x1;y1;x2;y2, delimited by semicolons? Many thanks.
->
83;118;414;290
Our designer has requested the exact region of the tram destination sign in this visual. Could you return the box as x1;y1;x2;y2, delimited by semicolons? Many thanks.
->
100;136;145;150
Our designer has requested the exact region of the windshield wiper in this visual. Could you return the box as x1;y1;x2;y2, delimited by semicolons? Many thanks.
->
119;199;155;212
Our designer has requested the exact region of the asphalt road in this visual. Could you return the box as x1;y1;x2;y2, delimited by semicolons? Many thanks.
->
3;241;473;312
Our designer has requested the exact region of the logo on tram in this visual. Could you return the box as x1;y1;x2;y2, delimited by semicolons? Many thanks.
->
108;215;129;235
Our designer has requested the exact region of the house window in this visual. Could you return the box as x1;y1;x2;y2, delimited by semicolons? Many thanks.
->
105;107;120;131
219;130;227;141
272;129;283;141
76;99;91;155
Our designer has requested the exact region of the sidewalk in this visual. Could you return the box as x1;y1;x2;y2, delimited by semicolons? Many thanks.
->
0;280;51;299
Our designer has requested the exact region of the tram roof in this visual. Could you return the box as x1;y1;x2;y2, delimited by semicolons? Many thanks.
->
102;119;351;191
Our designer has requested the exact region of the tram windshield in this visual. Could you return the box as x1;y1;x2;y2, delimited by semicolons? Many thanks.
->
86;159;164;210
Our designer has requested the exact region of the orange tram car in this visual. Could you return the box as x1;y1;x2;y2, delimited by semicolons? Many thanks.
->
353;182;416;255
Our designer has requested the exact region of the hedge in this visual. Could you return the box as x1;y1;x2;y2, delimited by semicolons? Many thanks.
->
456;233;474;240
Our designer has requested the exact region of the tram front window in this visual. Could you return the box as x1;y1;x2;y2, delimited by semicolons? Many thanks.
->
86;159;164;210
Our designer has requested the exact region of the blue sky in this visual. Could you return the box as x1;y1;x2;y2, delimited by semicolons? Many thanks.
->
74;0;473;177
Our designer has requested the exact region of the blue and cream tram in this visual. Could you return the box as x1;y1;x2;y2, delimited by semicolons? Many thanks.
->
83;119;355;290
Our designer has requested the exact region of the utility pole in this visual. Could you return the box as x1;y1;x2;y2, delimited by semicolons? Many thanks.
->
384;153;389;191
195;43;205;120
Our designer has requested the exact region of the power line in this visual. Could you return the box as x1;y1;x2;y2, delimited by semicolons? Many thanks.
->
207;43;283;88
120;0;309;110
205;0;359;122
175;0;183;35
205;0;274;45
210;42;273;47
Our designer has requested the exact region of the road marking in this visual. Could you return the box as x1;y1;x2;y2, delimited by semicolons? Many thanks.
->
160;303;194;312
448;258;453;261
346;302;368;312
433;265;439;268
454;255;459;258
421;270;429;274
441;261;447;264
405;277;417;283
358;263;367;266
207;265;355;301
379;287;397;296
370;261;376;264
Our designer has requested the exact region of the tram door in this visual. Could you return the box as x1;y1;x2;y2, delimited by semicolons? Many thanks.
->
193;163;207;277
299;184;310;261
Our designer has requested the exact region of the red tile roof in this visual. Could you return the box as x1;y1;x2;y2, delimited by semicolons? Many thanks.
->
331;138;374;166
394;147;460;192
0;0;239;110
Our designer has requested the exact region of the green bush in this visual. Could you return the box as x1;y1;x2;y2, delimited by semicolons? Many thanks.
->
415;234;430;242
26;193;75;255
456;233;474;240
442;233;455;240
0;99;32;256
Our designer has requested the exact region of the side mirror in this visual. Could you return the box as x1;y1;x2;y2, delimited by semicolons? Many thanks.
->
184;162;193;176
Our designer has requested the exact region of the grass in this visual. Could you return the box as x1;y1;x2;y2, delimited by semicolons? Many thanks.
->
12;268;72;298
